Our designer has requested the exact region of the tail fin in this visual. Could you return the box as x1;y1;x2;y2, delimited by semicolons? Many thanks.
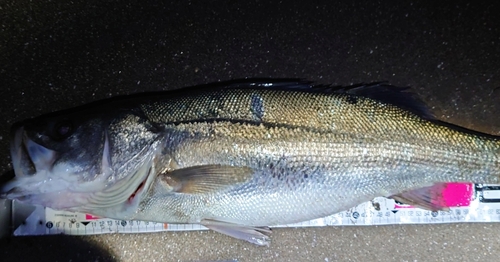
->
390;182;474;211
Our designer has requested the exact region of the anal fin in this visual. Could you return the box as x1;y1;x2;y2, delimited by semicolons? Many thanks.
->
201;219;272;246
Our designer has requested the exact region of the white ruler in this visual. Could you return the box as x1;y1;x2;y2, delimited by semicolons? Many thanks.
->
11;183;500;236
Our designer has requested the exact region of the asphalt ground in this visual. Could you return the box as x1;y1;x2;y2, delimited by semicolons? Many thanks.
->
1;1;499;261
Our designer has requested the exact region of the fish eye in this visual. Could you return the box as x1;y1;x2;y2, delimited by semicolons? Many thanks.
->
52;120;74;140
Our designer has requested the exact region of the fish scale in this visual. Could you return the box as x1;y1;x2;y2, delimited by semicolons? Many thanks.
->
2;80;500;245
132;116;500;226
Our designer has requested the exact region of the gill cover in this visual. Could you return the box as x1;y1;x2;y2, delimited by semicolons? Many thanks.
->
1;98;164;218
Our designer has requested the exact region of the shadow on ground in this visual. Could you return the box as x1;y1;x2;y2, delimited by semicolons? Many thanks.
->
0;235;116;262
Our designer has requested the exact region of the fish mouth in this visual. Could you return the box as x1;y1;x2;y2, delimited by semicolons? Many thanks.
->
10;125;57;178
0;125;87;208
1;126;159;215
2;125;60;195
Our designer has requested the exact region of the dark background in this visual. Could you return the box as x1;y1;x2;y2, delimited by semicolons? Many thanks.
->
1;1;500;261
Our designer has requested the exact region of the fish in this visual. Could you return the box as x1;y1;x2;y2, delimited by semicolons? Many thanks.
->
1;79;500;246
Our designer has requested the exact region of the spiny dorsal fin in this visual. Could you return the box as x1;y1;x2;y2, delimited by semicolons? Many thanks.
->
225;79;434;120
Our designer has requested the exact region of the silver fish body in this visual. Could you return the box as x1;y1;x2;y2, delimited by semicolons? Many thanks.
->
2;80;500;245
135;86;500;225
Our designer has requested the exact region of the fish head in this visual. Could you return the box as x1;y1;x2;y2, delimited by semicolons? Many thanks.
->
1;103;162;217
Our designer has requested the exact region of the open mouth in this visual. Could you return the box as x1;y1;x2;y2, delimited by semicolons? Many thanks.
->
1;126;71;204
10;126;58;178
10;126;32;177
2;125;159;216
1;126;57;196
1;125;93;208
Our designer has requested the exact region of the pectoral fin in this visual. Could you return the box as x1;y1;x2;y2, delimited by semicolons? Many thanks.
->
390;183;450;211
201;219;272;246
161;165;254;194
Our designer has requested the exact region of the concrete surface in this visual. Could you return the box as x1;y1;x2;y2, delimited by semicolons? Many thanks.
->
1;1;500;261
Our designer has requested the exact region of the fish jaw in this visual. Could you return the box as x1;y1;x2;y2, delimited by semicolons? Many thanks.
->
2;124;162;218
2;125;108;209
10;125;44;178
1;174;105;209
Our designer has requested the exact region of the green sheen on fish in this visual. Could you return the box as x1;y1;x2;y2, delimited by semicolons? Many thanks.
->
1;79;499;246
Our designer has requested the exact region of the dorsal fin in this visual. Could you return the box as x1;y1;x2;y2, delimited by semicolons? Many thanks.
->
331;82;435;120
226;79;434;120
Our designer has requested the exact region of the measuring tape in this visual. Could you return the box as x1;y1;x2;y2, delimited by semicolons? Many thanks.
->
11;183;500;236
